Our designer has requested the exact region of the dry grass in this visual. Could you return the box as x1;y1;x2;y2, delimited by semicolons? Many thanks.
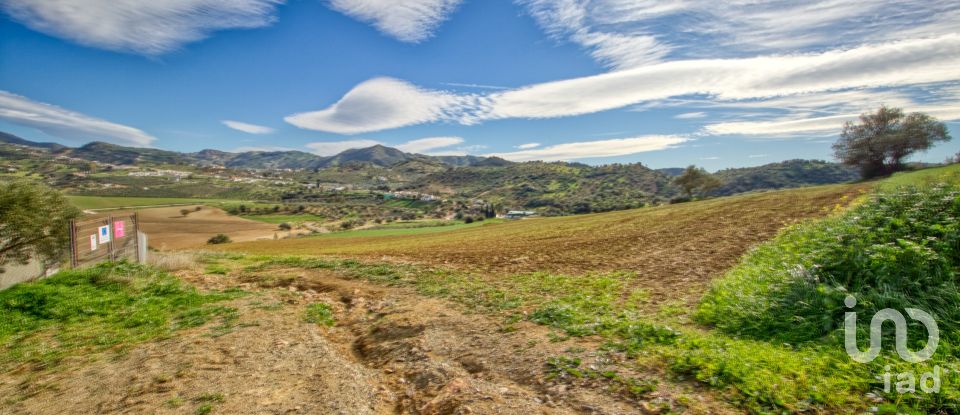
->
146;251;200;272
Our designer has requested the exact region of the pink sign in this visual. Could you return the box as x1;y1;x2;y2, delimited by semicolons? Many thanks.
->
114;221;125;238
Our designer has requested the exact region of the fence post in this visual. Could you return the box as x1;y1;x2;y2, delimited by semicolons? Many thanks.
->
68;219;78;268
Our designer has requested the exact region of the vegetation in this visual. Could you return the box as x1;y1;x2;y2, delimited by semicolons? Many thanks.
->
711;159;859;196
673;165;721;199
0;262;239;367
833;106;951;178
0;180;80;273
304;303;336;327
207;234;232;244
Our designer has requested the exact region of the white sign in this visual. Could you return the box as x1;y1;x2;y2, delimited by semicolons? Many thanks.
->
89;234;97;251
98;225;111;244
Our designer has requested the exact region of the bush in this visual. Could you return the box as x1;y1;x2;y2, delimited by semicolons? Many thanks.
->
278;222;292;231
698;184;960;345
464;216;474;224
207;234;231;245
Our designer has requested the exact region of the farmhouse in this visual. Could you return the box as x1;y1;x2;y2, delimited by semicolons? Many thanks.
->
505;210;536;219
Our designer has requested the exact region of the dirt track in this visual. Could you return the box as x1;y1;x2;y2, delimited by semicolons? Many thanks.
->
0;268;734;415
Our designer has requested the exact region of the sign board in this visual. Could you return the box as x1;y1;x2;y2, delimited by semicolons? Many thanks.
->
98;225;111;244
114;221;125;238
89;234;97;251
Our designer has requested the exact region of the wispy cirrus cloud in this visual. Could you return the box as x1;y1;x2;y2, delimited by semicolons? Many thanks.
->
1;0;283;55
286;35;960;135
516;142;541;149
674;112;706;119
0;90;156;147
518;0;960;68
395;136;463;153
328;0;463;43
485;135;687;162
222;120;275;134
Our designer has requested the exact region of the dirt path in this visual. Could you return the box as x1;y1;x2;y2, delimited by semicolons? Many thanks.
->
1;268;735;415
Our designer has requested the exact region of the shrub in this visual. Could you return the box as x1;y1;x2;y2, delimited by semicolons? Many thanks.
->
698;183;960;345
278;222;292;231
207;234;231;245
464;216;474;224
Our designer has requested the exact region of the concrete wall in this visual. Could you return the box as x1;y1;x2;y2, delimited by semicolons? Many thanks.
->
0;259;57;291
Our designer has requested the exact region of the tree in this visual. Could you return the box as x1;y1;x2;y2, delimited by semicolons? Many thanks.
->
674;165;722;199
0;180;80;273
180;208;191;217
833;106;950;178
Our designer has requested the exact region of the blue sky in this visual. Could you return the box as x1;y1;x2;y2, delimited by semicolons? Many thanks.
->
1;0;958;170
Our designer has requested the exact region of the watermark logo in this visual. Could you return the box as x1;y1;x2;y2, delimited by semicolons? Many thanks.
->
844;295;943;394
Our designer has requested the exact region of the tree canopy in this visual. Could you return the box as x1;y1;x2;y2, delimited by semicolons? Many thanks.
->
674;165;722;198
833;106;950;178
0;180;80;273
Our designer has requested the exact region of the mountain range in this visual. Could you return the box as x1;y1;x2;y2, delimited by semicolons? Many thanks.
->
1;131;862;212
0;134;507;170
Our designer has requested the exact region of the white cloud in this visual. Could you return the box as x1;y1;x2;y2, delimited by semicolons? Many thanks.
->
674;112;706;119
305;139;383;156
700;156;720;160
1;0;283;55
285;77;482;134
395;136;463;153
520;0;670;69
328;0;462;43
485;135;687;162
291;35;960;134
516;142;541;149
0;90;156;147
222;120;274;134
704;104;960;136
519;0;960;67
748;154;769;158
484;35;960;120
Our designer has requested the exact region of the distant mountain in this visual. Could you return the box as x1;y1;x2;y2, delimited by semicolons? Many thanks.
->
70;141;193;165
0;131;68;151
0;132;502;170
321;145;411;167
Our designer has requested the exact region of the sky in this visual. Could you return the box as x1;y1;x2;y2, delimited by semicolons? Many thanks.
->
1;0;959;171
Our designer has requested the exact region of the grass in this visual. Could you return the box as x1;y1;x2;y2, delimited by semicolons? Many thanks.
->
0;261;242;368
66;196;238;210
304;303;336;327
218;184;866;276
315;218;502;238
879;163;960;190
242;214;325;224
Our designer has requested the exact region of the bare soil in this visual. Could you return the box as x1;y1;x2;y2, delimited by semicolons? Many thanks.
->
135;206;279;250
0;268;736;415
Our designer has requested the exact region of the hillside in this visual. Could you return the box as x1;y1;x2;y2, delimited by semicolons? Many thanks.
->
710;159;860;196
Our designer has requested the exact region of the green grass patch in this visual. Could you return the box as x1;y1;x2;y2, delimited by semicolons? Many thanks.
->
0;262;241;368
304;303;336;327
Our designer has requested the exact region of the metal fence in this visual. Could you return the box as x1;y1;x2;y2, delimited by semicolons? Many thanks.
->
69;213;142;268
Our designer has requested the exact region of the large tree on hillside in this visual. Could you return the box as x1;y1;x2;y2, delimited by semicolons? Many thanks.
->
0;180;80;273
833;106;950;178
674;165;722;199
